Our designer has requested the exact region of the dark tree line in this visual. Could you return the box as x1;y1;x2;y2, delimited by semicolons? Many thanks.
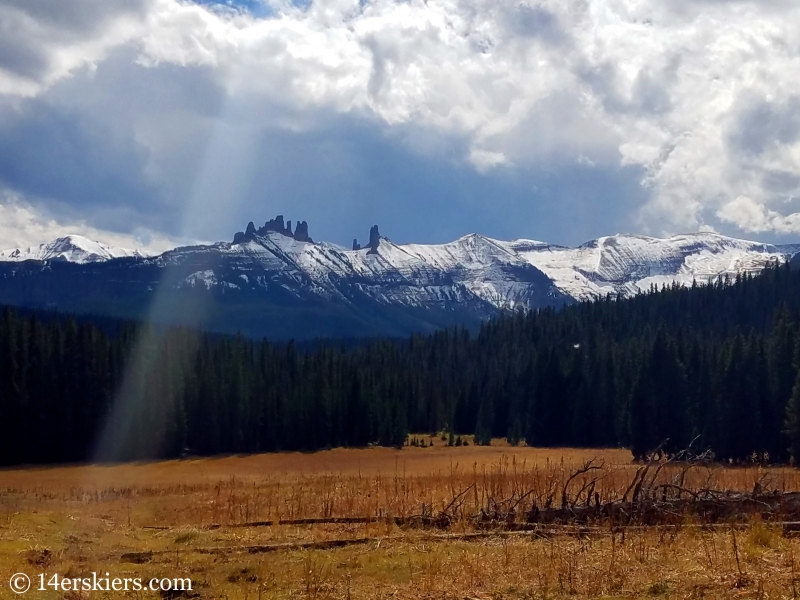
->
4;261;800;465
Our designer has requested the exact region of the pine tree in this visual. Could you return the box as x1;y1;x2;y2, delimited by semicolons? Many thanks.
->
474;395;493;446
506;417;523;446
785;368;800;463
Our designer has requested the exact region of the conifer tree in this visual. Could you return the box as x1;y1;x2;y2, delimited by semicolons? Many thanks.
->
784;368;800;463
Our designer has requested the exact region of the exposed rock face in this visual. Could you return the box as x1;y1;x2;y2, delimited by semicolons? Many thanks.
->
352;239;361;251
233;215;314;244
367;225;380;254
294;221;312;242
263;216;292;236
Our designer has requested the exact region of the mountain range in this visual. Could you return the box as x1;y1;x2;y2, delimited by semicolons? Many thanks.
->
0;217;797;339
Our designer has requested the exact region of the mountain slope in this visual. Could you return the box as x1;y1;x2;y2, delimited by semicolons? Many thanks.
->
180;230;564;310
502;233;800;301
0;235;146;263
0;220;797;339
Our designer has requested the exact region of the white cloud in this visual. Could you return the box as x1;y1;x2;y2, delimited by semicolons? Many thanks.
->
0;192;179;253
470;148;508;170
2;0;800;241
717;195;800;235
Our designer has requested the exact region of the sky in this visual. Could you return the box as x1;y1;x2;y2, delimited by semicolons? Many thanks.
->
1;0;800;252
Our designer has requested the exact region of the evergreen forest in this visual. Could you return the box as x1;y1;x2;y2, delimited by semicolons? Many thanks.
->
3;262;800;465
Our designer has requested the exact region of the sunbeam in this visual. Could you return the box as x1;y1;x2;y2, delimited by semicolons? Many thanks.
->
92;32;263;462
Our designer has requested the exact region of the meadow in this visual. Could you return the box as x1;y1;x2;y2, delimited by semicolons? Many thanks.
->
3;439;800;599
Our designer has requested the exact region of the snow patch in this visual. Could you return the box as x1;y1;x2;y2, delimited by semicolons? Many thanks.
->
0;235;147;263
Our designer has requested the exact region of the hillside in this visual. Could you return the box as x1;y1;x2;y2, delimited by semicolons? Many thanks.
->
3;261;800;465
0;217;797;339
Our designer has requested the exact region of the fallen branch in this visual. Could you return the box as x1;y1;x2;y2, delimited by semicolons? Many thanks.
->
119;520;800;562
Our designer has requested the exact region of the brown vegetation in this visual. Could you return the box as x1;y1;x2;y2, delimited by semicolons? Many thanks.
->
3;441;800;598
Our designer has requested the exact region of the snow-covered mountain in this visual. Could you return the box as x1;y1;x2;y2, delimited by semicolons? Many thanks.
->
0;235;146;264
165;228;561;311
500;233;800;301
161;222;800;307
0;219;798;339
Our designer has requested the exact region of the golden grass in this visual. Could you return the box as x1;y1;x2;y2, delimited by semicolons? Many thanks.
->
2;442;800;598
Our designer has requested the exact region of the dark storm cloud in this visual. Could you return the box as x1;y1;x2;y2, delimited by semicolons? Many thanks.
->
0;68;645;248
200;114;646;248
506;5;565;44
0;98;164;227
0;0;149;82
729;96;800;157
2;0;800;245
577;60;675;117
0;0;146;32
0;0;654;249
0;30;49;79
363;36;390;100
51;45;228;122
0;44;230;236
631;68;673;115
762;170;800;194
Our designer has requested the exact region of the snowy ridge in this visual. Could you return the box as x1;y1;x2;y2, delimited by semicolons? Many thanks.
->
166;229;800;310
0;235;146;264
168;231;561;310
1;227;796;339
502;232;800;301
3;230;799;311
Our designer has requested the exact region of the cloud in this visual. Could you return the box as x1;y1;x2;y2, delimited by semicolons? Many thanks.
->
0;93;159;214
1;0;800;246
0;191;178;252
729;96;800;158
0;0;152;95
717;195;800;235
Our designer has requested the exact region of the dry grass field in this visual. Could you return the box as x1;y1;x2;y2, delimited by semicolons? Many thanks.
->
3;438;800;599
